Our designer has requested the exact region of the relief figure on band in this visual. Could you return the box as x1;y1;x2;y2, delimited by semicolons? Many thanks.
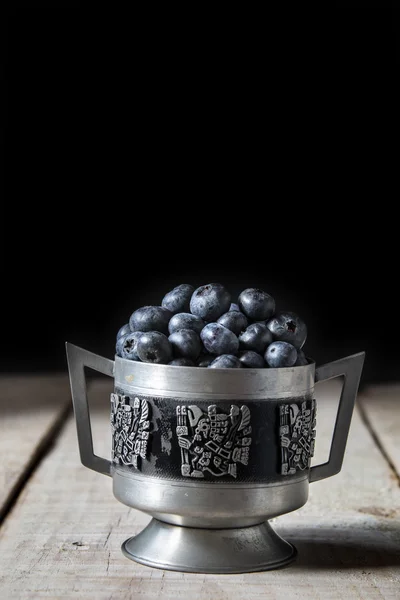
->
279;399;316;475
176;404;252;479
111;393;151;471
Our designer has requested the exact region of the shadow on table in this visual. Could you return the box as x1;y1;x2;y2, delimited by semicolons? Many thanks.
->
282;524;400;569
0;374;113;414
0;375;71;413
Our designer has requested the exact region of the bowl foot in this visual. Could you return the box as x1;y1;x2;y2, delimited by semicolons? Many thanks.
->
121;518;296;574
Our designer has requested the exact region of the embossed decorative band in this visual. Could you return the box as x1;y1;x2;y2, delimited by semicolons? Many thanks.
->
279;399;316;475
176;404;252;479
109;391;316;482
111;393;152;470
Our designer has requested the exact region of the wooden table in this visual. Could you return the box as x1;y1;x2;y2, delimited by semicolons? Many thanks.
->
0;376;399;599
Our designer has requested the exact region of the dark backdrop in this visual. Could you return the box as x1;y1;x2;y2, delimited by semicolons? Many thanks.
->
2;7;399;385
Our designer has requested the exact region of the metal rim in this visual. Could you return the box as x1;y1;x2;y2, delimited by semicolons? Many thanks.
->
115;354;315;372
114;355;315;398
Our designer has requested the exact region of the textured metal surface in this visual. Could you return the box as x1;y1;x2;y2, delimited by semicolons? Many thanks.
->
113;469;308;527
121;519;297;573
279;399;316;475
111;394;152;470
176;402;252;479
109;391;313;483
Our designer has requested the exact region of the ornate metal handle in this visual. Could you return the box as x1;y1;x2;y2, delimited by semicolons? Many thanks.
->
66;343;115;477
309;352;365;483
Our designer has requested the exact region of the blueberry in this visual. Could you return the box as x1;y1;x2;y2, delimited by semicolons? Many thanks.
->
162;284;194;315
197;354;216;367
116;335;127;358
168;358;195;367
208;355;242;369
136;331;172;364
217;311;248;336
229;303;240;312
168;329;202;361
238;288;275;321
116;331;143;360
266;312;307;349
295;349;308;366
129;306;172;334
168;312;206;335
238;323;273;353
265;341;297;368
200;323;239;355
190;283;231;321
116;323;131;340
238;350;265;368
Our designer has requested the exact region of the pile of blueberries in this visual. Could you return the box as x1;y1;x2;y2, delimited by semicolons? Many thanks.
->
116;284;308;369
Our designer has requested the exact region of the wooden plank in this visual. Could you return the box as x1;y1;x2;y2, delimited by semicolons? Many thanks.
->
359;384;400;479
0;375;71;521
0;379;399;599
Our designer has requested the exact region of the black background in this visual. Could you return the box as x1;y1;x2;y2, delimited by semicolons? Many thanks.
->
2;6;399;385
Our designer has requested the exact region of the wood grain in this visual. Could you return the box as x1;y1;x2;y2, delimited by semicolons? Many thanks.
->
0;378;399;599
359;384;400;480
0;376;71;521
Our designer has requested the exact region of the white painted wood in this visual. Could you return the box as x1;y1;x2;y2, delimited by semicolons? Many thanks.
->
359;384;400;477
0;379;399;599
0;376;70;517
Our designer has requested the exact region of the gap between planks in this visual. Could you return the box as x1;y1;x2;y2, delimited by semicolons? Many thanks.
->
0;401;72;526
0;376;106;528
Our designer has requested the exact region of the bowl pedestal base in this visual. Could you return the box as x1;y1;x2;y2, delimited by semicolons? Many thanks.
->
121;518;296;573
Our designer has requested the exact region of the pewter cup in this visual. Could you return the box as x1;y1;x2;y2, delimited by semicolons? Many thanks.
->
66;343;365;573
